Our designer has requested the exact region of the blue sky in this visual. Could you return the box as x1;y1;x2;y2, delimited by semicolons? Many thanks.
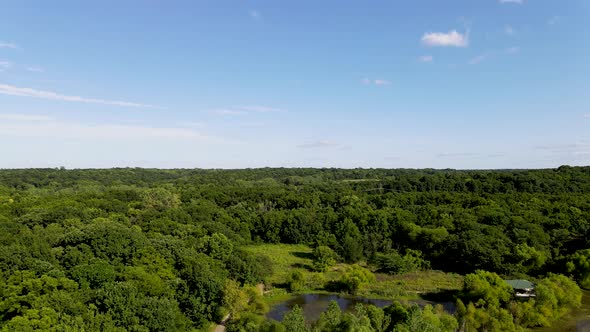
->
1;0;589;169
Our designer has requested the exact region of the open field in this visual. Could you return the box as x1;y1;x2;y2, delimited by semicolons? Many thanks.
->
244;243;314;285
244;243;463;301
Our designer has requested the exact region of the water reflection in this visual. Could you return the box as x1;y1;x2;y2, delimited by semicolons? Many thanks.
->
266;293;453;322
533;291;590;332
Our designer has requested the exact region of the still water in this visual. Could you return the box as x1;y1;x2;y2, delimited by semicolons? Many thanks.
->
268;292;590;331
533;291;590;332
266;293;454;322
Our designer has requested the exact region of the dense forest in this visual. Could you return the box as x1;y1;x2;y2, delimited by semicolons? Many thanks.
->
1;167;589;331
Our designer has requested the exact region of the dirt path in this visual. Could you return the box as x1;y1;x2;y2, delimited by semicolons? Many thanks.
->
213;314;231;332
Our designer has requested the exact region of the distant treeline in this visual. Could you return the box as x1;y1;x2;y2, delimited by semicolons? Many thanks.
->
1;166;590;193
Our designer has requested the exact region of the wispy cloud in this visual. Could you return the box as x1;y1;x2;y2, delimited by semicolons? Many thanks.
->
240;105;286;113
469;54;487;65
374;79;391;86
468;47;519;65
499;0;524;4
360;78;392;86
421;30;469;47
548;16;561;25
0;42;18;49
0;116;211;141
208;105;286;116
436;152;478;158
535;142;590;155
180;121;206;128
26;66;44;72
504;46;520;54
0;60;11;71
418;55;433;63
249;10;261;20
504;25;515;35
209;109;248;116
0;83;162;109
583;114;590;118
297;140;340;149
0;113;52;122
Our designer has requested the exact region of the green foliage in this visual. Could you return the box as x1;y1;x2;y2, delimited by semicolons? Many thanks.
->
70;260;115;289
201;232;234;261
140;187;180;211
461;270;513;307
395;304;458;332
1;167;590;330
534;273;582;322
457;273;582;331
311;246;337;272
259;320;286;332
96;281;188;331
225;249;273;285
315;301;342;331
374;249;430;275
566;249;590;289
514;243;547;274
226;312;265;332
314;301;456;332
340;265;376;294
288;271;306;292
282;305;309;332
223;279;249;317
457;300;524;332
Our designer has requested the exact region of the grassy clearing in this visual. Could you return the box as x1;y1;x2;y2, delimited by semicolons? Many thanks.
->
245;243;463;301
243;243;313;285
362;271;463;300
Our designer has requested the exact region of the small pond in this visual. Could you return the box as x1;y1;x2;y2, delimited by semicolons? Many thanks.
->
268;291;590;329
266;293;455;322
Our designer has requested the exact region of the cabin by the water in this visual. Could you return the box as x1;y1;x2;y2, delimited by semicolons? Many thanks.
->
505;279;536;298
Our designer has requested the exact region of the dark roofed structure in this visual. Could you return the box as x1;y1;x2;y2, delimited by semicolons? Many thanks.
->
505;279;535;298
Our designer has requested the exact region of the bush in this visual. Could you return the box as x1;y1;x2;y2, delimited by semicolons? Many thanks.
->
340;265;375;294
461;270;513;307
312;246;337;272
288;270;305;292
374;249;430;275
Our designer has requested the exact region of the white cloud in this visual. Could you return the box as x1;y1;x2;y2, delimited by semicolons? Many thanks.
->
419;55;434;63
504;25;515;35
583;114;590;118
0;42;18;49
249;10;261;20
297;140;339;149
0;118;210;141
374;79;391;86
26;66;44;72
0;113;52;122
421;30;469;47
0;83;162;109
360;78;391;86
499;0;524;4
